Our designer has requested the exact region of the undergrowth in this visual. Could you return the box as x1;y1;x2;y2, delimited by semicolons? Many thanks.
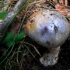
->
0;0;30;69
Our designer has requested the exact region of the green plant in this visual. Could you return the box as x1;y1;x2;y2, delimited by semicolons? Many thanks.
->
0;11;9;20
2;32;25;47
0;0;30;65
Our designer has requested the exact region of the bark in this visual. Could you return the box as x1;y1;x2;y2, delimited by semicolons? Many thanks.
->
0;0;27;34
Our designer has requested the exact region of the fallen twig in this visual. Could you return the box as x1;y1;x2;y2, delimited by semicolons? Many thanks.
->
0;0;27;34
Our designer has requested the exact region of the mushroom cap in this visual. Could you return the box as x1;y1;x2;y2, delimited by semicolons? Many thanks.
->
24;9;70;48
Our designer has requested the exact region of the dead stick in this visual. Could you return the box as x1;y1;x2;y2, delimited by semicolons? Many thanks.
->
0;0;27;34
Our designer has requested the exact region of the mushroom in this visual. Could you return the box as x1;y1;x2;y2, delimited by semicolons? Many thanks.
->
24;9;70;66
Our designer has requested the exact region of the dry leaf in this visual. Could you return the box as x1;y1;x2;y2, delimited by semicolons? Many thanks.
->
55;4;70;17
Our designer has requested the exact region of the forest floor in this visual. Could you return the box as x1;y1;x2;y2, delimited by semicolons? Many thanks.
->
0;0;70;70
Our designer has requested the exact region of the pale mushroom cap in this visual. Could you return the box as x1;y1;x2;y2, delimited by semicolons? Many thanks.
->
24;9;70;48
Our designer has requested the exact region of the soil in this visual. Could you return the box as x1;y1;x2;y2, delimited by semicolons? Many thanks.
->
21;36;70;70
0;36;70;70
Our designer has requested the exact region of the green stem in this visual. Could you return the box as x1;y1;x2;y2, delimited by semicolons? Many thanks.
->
18;13;26;33
0;43;15;65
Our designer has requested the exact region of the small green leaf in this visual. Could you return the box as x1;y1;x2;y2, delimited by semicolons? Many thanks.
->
3;32;14;42
5;40;15;47
0;11;9;20
15;33;24;42
2;32;14;47
2;32;24;47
